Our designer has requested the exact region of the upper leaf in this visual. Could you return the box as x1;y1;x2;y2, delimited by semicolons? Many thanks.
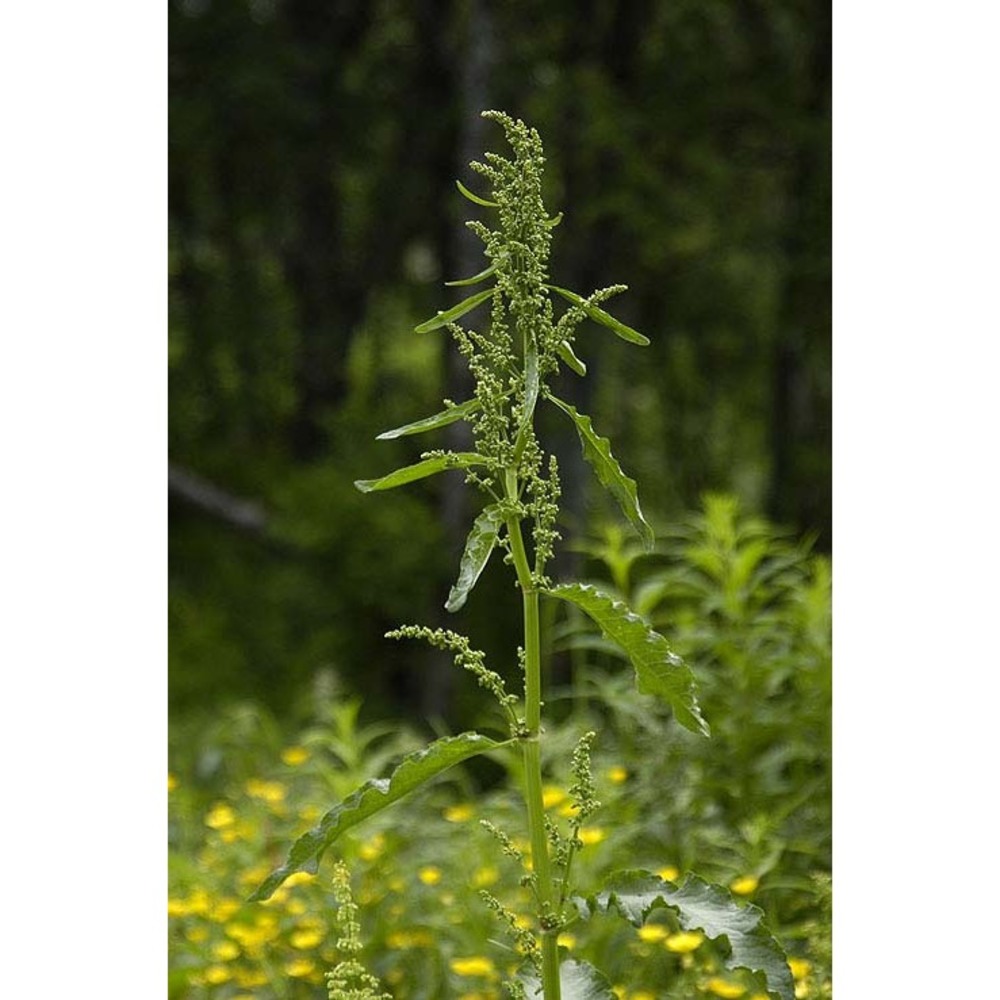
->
547;395;653;550
583;870;794;1000
520;958;617;999
546;582;709;737
445;504;505;612
557;339;587;376
456;178;499;207
415;288;495;334
375;399;481;441
445;262;499;287
249;733;510;902
354;453;486;493
548;285;650;346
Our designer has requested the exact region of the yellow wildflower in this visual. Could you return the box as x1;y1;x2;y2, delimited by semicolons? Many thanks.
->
204;965;232;985
729;875;759;896
444;802;476;822
167;773;178;792
657;865;680;882
637;924;669;943
167;897;189;918
359;833;385;860
629;992;657;1000
665;930;704;953
557;933;576;949
212;941;240;961
187;888;211;915
789;958;812;980
284;871;316;889
705;978;746;998
559;801;580;818
285;958;316;977
578;827;606;846
205;803;236;829
184;926;209;944
245;778;286;805
472;866;499;888
450;956;497;977
542;785;567;809
286;898;306;916
290;928;324;950
606;766;628;784
281;745;309;766
418;866;442;886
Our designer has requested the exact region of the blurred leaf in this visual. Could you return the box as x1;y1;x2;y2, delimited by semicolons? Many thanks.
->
445;504;505;612
415;288;495;333
545;583;708;737
375;399;481;440
548;285;650;346
354;452;485;492
249;733;511;902
548;395;653;550
584;870;794;1000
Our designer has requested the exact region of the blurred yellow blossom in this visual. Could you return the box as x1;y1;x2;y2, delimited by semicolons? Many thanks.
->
637;924;669;943
212;941;240;961
665;930;704;953
606;766;628;784
285;958;316;977
167;897;189;917
184;926;209;944
788;958;811;980
578;827;606;846
450;956;497;977
281;745;309;766
729;875;759;896
204;965;232;985
284;871;316;888
167;773;178;792
559;801;580;818
705;978;746;998
794;983;810;1000
444;802;476;822
542;785;567;809
359;833;385;860
245;778;286;805
205;803;236;829
557;933;577;949
629;992;656;1000
418;866;443;885
658;865;680;882
290;928;324;950
387;929;434;949
473;865;499;887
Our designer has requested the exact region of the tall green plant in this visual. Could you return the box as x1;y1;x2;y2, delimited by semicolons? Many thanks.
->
251;112;793;1000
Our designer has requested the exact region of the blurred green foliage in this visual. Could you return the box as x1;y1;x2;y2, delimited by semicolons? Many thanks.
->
169;0;829;725
168;499;830;998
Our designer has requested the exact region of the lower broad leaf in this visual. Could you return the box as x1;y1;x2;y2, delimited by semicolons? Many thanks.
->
248;733;510;902
520;958;616;999
583;870;794;1000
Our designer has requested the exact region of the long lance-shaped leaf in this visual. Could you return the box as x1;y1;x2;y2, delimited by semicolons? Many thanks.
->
547;395;653;550
415;288;495;334
354;452;485;493
445;262;498;287
445;504;504;612
520;958;616;999
583;870;794;1000
376;399;481;441
546;582;709;736
512;339;540;462
249;733;510;902
548;285;650;346
456;178;498;207
557;339;587;376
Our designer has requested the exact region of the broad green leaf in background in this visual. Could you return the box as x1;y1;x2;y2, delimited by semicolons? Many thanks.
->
415;288;495;333
520;958;617;1000
583;870;794;1000
375;399;481;440
546;582;709;737
547;395;653;550
249;733;510;902
445;262;498;287
445;504;505;612
456;178;499;207
354;453;486;493
557;339;587;376
547;285;650;346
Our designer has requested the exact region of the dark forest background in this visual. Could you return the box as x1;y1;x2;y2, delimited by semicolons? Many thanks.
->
169;0;830;725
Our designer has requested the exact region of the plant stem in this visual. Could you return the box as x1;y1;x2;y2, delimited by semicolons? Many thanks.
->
504;470;561;1000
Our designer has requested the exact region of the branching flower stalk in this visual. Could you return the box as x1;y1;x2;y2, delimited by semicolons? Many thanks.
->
250;111;796;1000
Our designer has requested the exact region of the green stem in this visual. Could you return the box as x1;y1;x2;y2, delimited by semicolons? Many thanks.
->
505;469;561;1000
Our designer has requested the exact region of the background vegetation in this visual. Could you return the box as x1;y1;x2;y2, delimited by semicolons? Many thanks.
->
169;0;830;724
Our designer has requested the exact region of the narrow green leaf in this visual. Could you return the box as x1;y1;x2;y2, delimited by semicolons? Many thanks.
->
520;958;616;999
515;339;540;455
354;452;485;493
584;870;794;1000
249;733;510;902
414;288;495;334
547;395;653;550
376;399;481;440
456;178;499;207
445;504;504;612
445;262;498;287
557;339;587;376
546;582;709;736
548;285;650;346
545;211;564;229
